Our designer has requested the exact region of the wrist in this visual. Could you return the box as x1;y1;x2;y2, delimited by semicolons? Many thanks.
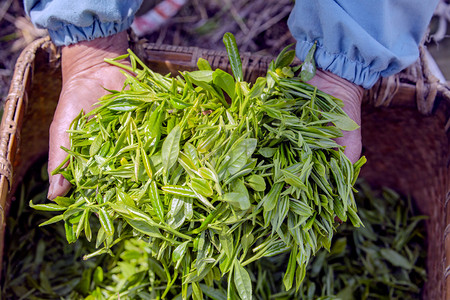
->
307;68;363;126
310;69;364;103
61;31;129;82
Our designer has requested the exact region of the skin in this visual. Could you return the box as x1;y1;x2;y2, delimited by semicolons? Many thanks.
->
47;31;130;200
307;70;363;164
47;31;363;200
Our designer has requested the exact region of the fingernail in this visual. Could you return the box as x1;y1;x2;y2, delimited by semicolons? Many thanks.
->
47;175;62;200
56;174;65;186
49;174;68;200
47;182;54;200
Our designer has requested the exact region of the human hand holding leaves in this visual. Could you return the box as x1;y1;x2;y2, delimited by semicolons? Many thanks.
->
307;69;364;163
274;43;363;164
48;32;130;199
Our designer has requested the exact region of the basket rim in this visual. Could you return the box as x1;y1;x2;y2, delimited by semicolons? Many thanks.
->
134;39;450;117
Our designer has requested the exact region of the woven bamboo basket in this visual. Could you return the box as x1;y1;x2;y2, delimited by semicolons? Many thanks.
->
0;36;449;299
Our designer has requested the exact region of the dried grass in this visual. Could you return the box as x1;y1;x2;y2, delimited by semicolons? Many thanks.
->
140;0;296;56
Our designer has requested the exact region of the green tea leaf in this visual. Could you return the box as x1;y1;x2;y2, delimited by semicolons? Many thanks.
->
30;200;66;211
225;138;257;176
173;241;189;263
219;230;234;258
197;58;212;71
93;266;104;284
149;180;165;222
246;174;265;192
187;70;214;83
283;246;297;290
274;44;295;69
213;69;236;100
192;282;204;300
98;208;114;237
53;196;75;207
300;42;316;82
233;259;252;300
223;32;243;81
261;183;283;212
379;249;413;270
90;134;103;156
125;218;164;239
191;177;213;197
223;180;250;210
319;111;359;131
39;214;64;227
162;125;182;177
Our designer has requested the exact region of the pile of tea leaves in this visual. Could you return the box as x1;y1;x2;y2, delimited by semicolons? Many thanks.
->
2;158;426;299
249;181;428;300
30;33;365;299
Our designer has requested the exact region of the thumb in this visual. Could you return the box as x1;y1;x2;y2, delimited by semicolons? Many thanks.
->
47;115;72;200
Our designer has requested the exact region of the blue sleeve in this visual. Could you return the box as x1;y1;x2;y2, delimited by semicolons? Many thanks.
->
24;0;143;46
288;0;439;89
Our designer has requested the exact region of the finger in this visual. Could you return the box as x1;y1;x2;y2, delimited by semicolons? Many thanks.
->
336;93;362;164
48;174;72;200
47;83;98;200
47;73;123;199
48;114;72;200
307;69;363;164
335;128;362;164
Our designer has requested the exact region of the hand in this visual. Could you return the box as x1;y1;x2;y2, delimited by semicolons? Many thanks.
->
307;69;364;164
48;32;130;200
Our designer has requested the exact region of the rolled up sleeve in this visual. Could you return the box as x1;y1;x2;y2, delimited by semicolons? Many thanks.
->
288;0;439;89
24;0;143;46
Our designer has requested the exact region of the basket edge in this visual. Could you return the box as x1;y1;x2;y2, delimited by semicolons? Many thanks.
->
0;36;51;279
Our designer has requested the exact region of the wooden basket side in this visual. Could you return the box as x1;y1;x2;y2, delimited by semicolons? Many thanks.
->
360;104;449;299
0;37;448;298
362;44;450;299
0;36;53;278
133;41;272;82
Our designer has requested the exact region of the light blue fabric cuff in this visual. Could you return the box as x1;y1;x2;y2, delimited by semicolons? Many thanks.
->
295;40;380;89
288;0;438;90
24;0;142;46
48;17;133;46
